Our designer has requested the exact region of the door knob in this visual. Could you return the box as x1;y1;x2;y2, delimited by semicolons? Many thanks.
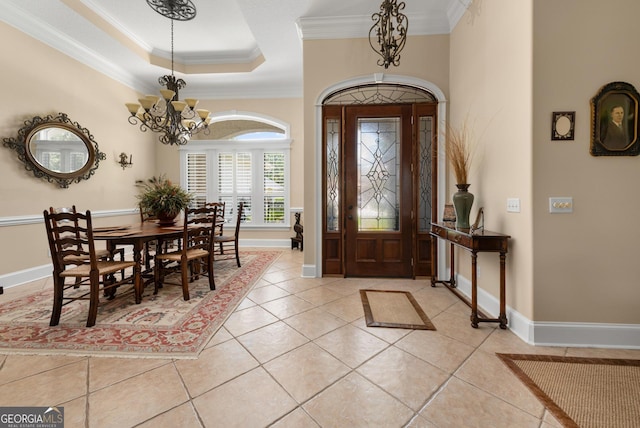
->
348;215;353;219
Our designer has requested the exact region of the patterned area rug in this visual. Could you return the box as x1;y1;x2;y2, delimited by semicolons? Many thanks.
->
0;250;280;359
498;353;640;428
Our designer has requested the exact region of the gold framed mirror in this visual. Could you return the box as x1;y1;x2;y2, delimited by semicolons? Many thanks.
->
2;113;105;188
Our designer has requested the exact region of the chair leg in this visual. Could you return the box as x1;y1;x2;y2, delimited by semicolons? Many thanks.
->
154;260;163;295
49;275;64;326
86;272;100;327
235;242;241;267
207;256;215;291
181;262;190;301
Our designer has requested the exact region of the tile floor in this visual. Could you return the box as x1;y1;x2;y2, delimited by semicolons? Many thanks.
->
1;249;639;427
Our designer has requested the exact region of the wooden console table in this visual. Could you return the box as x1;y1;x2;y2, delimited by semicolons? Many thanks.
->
430;222;510;329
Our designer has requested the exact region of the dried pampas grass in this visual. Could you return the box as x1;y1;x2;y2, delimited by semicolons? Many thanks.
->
445;120;476;184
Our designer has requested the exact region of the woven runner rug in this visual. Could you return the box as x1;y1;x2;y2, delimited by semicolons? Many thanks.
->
498;353;640;428
359;289;436;330
0;250;280;359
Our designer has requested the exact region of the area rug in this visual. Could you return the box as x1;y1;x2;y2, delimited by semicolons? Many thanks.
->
359;289;435;330
0;250;281;359
497;353;640;428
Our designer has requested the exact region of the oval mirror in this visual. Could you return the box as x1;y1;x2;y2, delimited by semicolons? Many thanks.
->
2;113;105;188
27;124;91;174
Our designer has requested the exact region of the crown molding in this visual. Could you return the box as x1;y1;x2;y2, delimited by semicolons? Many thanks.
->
181;84;302;100
296;11;456;41
0;2;148;92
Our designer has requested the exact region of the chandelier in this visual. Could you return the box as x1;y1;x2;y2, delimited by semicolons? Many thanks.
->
125;0;211;146
369;0;409;69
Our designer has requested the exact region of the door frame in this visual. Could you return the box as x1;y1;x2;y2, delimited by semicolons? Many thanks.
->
313;74;448;278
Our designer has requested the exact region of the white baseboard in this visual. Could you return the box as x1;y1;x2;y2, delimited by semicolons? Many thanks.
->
301;264;317;278
0;264;52;288
454;274;640;349
531;322;640;349
239;239;290;248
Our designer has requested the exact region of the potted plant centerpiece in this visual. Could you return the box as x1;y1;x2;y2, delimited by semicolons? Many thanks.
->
136;175;193;225
445;120;476;229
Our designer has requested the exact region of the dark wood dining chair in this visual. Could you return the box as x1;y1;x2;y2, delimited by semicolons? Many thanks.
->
205;201;226;252
153;205;217;301
213;202;243;267
50;206;126;285
44;209;141;327
50;206;125;264
139;203;159;271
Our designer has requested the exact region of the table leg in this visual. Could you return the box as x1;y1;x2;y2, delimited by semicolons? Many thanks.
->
449;243;456;288
499;251;508;329
430;236;437;287
470;250;479;328
132;241;143;304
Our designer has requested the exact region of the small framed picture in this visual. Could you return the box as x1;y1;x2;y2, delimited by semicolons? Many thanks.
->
551;112;575;140
590;81;640;156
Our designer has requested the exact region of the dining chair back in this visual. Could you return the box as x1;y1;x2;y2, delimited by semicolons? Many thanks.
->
153;205;217;301
213;202;243;267
43;209;140;327
205;201;225;231
50;206;126;287
50;205;125;264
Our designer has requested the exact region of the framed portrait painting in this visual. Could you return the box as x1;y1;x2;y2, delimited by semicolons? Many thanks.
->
590;81;640;156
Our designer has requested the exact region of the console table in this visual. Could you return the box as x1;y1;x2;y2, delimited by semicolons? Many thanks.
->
430;222;510;329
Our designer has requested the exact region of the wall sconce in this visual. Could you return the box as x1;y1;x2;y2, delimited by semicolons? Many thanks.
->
118;152;132;170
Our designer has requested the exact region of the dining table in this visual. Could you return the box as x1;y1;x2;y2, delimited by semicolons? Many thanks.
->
93;222;184;302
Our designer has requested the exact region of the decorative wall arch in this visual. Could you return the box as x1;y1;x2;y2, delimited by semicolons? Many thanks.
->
312;73;448;277
209;110;290;137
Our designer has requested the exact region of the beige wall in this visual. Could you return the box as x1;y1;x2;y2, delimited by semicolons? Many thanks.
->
450;0;640;325
450;0;534;318
0;22;155;275
302;34;451;269
532;0;640;323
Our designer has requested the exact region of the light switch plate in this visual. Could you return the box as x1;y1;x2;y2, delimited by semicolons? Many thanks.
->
549;197;573;213
506;198;520;213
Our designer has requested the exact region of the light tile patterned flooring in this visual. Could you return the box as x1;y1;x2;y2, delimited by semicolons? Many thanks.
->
1;249;639;427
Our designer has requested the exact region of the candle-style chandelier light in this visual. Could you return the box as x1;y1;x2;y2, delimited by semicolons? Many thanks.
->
125;0;211;146
369;0;409;69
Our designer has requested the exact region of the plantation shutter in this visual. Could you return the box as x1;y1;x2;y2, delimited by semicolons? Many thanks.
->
186;153;207;208
236;152;252;223
263;152;285;224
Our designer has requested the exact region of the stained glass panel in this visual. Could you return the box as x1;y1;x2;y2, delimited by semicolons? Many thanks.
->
357;118;400;231
418;116;433;231
326;119;340;232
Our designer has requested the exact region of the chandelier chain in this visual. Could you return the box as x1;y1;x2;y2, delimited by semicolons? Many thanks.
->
171;19;174;76
125;0;211;146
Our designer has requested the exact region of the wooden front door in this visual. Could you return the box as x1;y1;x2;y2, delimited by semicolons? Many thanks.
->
344;105;414;277
322;102;437;278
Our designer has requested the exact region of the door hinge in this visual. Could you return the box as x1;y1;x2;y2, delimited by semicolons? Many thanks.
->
411;258;414;266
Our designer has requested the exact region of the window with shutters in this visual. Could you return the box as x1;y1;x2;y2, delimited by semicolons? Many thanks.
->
180;113;292;228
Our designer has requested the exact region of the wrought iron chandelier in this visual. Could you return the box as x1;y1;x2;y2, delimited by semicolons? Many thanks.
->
369;0;409;69
125;0;211;146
